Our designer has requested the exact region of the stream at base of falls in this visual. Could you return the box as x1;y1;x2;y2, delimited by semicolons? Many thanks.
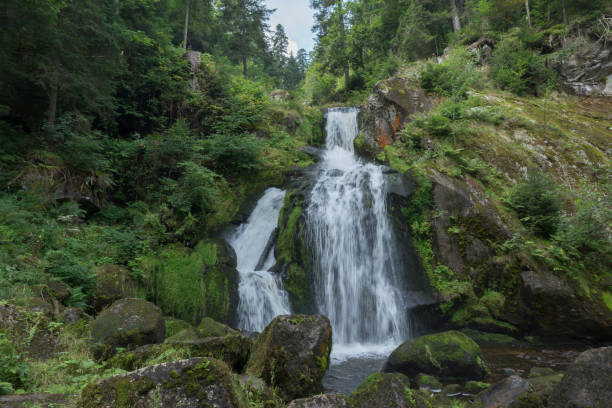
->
228;107;431;394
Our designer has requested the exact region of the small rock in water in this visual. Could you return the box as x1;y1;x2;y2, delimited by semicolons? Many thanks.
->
499;368;517;377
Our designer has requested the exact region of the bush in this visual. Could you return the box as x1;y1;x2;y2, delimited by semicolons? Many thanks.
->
0;332;28;393
509;168;562;237
490;36;555;96
420;49;480;100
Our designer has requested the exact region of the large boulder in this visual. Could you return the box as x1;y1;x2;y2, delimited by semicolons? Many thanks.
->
91;298;165;351
348;372;431;408
477;375;530;408
384;330;489;381
358;76;432;156
287;394;348;408
245;314;332;401
550;347;612;408
78;358;246;407
107;331;252;372
518;269;612;340
91;265;140;312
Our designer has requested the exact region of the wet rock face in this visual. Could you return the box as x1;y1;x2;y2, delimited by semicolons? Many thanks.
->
78;358;246;408
477;375;530;408
550;347;612;408
358;76;432;156
561;41;612;97
287;394;348;408
245;314;332;401
91;298;165;350
348;372;431;408
384;330;490;381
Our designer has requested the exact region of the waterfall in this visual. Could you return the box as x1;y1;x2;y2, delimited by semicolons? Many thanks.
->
307;108;410;357
228;188;291;332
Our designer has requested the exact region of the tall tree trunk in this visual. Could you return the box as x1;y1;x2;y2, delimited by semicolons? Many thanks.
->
183;0;191;50
525;0;532;28
450;0;461;32
48;13;63;127
338;0;350;89
242;55;248;78
562;0;568;25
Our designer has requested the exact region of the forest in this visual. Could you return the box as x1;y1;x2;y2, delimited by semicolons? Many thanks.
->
0;0;611;407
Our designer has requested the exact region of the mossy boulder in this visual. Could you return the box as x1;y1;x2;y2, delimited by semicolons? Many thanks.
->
550;346;612;408
465;381;491;394
288;394;348;408
91;265;141;312
348;372;431;408
107;331;252;372
0;303;60;360
245;314;332;401
91;298;165;351
78;357;247;408
142;239;239;325
384;330;489;381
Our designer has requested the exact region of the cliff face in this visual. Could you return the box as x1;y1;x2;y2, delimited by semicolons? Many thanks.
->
360;74;612;341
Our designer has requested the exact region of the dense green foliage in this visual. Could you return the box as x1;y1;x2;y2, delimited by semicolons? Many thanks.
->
306;0;611;103
509;168;562;238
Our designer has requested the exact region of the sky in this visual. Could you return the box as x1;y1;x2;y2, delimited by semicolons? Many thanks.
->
265;0;316;55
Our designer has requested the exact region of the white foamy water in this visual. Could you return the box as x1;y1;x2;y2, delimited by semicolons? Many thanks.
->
307;108;411;361
228;188;291;332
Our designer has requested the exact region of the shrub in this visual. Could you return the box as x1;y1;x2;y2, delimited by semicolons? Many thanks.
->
0;332;28;393
420;49;480;100
508;168;562;237
490;36;555;96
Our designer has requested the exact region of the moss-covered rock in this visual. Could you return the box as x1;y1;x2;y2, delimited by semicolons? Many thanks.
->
107;331;252;372
459;329;519;347
142;239;239;325
275;190;314;313
245;314;332;401
348;372;431;408
91;265;141;312
465;381;490;394
384;330;489;381
78;357;247;407
91;298;165;352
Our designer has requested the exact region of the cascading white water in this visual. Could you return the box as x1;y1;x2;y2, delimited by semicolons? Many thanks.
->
228;188;291;332
307;108;410;357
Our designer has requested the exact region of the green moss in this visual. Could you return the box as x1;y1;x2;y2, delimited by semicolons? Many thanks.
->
164;318;192;340
140;239;237;325
603;292;612;312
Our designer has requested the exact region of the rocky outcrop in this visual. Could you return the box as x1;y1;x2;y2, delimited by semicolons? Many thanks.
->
477;375;530;408
287;394;348;408
78;358;246;408
550;347;612;408
91;298;165;352
348;372;431;408
358;76;432;156
429;171;511;278
517;269;612;340
384;330;489;381
561;41;612;96
245;314;332;401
